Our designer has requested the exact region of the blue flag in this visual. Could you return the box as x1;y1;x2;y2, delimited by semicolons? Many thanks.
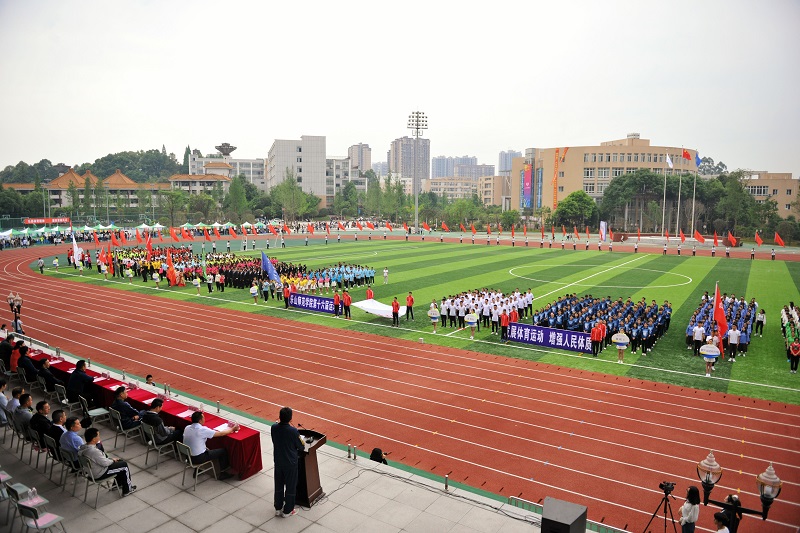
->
695;151;702;167
261;251;280;282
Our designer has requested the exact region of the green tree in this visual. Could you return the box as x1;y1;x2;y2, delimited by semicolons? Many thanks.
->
66;181;80;215
271;168;315;222
716;171;755;231
0;186;24;217
698;157;727;176
553;190;596;227
161;189;187;227
82;177;93;218
224;176;248;223
363;170;382;216
187;193;216;221
22;190;46;217
182;145;191;174
500;209;521;230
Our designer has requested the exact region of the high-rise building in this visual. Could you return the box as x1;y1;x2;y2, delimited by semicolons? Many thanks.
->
267;135;328;205
372;161;389;177
388;136;430;189
499;149;521;176
188;143;267;190
454;164;495;179
347;143;371;179
431;155;479;178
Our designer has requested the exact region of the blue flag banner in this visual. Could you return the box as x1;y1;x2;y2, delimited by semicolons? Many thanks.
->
507;323;591;353
695;151;702;168
261;252;280;282
289;293;335;314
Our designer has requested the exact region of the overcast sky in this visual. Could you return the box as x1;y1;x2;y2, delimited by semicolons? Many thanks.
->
1;0;798;176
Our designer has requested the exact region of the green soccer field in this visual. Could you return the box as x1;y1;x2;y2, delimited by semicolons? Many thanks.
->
44;238;800;404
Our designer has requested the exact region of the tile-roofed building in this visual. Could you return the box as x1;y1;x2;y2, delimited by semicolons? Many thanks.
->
48;168;96;189
102;169;139;188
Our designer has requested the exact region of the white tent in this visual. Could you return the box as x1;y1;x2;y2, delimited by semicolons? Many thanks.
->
152;223;165;229
351;299;406;319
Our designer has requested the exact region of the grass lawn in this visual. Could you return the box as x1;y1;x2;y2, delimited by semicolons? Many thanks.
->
42;237;800;404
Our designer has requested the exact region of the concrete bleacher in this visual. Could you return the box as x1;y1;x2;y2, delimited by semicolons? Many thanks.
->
1;348;544;532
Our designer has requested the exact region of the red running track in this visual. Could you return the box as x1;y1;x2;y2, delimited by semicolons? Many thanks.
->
1;245;798;532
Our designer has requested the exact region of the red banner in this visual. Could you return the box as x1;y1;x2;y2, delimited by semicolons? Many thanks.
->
23;217;70;225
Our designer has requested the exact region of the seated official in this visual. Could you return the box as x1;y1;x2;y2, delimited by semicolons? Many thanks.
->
78;428;137;496
37;359;65;392
16;346;38;382
0;379;8;426
7;386;23;412
46;409;68;450
66;359;94;402
13;393;34;434
111;387;141;429
140;398;182;445
183;412;239;480
30;400;52;446
59;417;86;466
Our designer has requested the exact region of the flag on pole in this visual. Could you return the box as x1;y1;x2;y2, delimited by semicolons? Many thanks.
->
682;149;692;160
775;232;785;247
713;231;718;247
574;226;579;240
665;230;669;240
107;246;114;275
135;228;143;244
441;222;449;232
562;225;566;237
755;231;763;246
338;221;346;231
470;224;476;235
713;282;728;356
385;222;392;232
541;226;545;238
282;224;291;234
727;231;737;247
422;222;431;232
609;228;614;241
666;154;674;169
523;225;527;237
695;151;702;167
326;222;331;235
694;230;705;244
403;222;409;232
204;229;211;241
680;229;686;243
460;223;466;232
356;221;363;231
93;231;100;247
487;224;491;235
366;222;375;230
511;227;515;238
119;231;128;245
181;227;190;240
586;226;590;240
213;227;222;239
71;233;82;267
145;232;153;255
498;224;502;234
158;229;163;242
261;251;281;282
98;247;107;265
229;227;238;238
307;223;314;235
637;227;641;242
251;225;258;236
268;224;278;236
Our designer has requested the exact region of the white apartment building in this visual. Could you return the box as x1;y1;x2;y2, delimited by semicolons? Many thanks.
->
188;144;266;190
267;135;327;205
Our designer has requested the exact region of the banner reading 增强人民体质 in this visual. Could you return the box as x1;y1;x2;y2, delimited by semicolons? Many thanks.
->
506;323;591;354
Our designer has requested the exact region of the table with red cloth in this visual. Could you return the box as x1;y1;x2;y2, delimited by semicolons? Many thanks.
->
30;351;262;480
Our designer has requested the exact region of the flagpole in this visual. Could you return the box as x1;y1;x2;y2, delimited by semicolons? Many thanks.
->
690;166;697;237
660;150;667;237
676;148;683;236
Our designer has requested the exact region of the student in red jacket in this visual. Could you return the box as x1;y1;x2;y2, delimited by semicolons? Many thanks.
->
590;323;603;357
333;290;341;318
391;297;400;327
500;310;510;342
283;285;291;309
342;290;352;319
509;307;519;324
405;292;415;320
366;286;374;299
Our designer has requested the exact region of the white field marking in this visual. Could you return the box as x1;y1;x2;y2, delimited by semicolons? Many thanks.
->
12;265;800;414
509;264;693;289
29;315;791;528
444;327;465;337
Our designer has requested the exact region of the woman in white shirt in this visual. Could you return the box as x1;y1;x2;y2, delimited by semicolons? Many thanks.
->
679;485;700;532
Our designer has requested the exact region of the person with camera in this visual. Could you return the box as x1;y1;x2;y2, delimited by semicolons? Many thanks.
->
678;486;700;532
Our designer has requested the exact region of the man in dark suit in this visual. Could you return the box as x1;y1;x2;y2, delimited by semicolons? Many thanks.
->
0;334;13;368
271;407;305;518
111;387;141;429
66;360;94;402
37;359;64;392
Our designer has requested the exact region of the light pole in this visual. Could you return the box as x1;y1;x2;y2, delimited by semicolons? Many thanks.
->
407;111;427;232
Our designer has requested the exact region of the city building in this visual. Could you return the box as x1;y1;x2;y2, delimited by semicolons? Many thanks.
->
188;143;267;191
478;175;515;210
499;149;521;176
347;143;372;180
372;161;389;177
431;155;478;178
326;155;367;202
454;164;495;179
267;135;328;205
387;136;430;186
168;173;231;196
423;177;478;201
743;172;798;217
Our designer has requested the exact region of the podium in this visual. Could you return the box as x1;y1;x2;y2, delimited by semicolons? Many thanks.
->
297;429;326;507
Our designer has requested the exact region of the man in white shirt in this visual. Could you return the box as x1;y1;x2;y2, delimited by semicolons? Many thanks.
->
727;325;740;362
183;412;239;480
692;324;706;356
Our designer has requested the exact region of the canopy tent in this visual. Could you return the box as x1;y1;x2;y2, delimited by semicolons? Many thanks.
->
50;225;62;232
194;222;211;228
81;225;95;231
34;226;51;233
11;228;31;235
151;222;165;229
2;229;15;237
254;222;267;228
135;223;151;229
351;299;406;319
180;223;196;229
211;222;224;227
101;223;120;230
240;222;253;227
92;224;106;230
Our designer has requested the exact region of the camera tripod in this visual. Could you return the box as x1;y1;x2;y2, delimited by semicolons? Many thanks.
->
642;489;678;533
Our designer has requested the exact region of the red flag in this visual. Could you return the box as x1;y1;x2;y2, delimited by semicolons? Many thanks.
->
356;221;363;231
680;229;686;243
755;231;763;246
574;226;579;240
459;223;466;232
269;224;278;236
775;232;785;247
610;228;614;241
523;225;527;237
727;231;737;247
204;229;212;241
170;227;179;241
541;226;545;238
93;231;100;247
307;223;314;235
158;229;163;242
586;226;590;240
386;222;393;232
282;224;291;234
511;227;515;237
551;226;555;240
98;247;107;264
713;282;728;355
441;222;449;232
470;224;476;235
562;225;566;237
229;227;238;238
694;230;705;244
145;232;153;254
498;224;502;234
403;222;409;232
665;230;669;240
135;228;143;244
213;227;222;239
107;246;114;275
637;227;641;242
241;225;247;236
326;222;331;235
181;227;190;240
682;149;692;160
251;225;258;236
422;222;431;232
713;231;718;247
366;222;375;230
119;231;128;245
487;224;491;235
166;249;174;269
337;221;346;231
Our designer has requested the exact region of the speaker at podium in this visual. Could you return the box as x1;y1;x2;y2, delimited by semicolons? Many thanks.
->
297;429;326;507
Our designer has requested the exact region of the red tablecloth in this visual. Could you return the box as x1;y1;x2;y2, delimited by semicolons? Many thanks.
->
31;353;262;479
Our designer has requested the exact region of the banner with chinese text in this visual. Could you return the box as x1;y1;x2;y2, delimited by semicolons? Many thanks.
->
507;323;591;353
289;293;335;314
